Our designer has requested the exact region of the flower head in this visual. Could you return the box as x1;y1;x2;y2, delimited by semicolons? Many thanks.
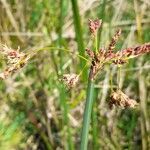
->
88;19;102;36
0;44;30;79
61;74;79;89
109;90;139;109
86;24;150;79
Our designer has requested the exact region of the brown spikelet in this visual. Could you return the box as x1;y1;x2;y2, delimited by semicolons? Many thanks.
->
107;29;122;54
89;59;104;80
86;48;106;80
109;90;139;109
86;48;94;59
111;43;150;65
0;44;30;79
88;19;102;36
61;74;79;89
120;43;150;58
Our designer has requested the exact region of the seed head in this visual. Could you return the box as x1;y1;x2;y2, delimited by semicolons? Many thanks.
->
86;48;94;59
61;74;79;89
109;90;139;109
107;29;122;54
119;43;150;58
88;19;102;36
0;44;30;79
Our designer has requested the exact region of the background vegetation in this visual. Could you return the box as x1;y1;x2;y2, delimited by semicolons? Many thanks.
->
0;0;150;149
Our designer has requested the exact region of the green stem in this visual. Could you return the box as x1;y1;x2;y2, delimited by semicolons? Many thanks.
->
34;126;52;150
98;0;106;49
92;88;99;150
40;132;52;150
58;1;74;149
59;85;74;150
117;65;121;90
80;78;94;150
28;46;89;62
58;0;63;72
70;0;87;80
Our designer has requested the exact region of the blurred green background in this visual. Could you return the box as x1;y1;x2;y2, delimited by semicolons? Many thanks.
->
0;0;150;149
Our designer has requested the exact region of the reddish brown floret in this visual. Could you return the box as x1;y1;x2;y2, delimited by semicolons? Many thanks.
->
109;90;139;109
107;28;122;53
0;44;30;79
120;43;150;58
88;19;102;35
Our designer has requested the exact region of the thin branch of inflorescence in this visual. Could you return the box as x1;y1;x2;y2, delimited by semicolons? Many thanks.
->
0;44;89;79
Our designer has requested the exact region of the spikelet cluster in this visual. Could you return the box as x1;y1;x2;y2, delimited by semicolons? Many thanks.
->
109;90;139;109
0;44;30;79
61;74;79;89
86;19;150;80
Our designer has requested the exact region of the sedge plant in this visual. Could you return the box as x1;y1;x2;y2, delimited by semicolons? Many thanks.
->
80;19;150;150
0;19;150;150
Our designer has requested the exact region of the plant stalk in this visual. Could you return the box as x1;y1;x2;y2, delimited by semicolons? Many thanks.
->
59;84;74;150
92;88;99;149
80;77;94;150
70;0;87;80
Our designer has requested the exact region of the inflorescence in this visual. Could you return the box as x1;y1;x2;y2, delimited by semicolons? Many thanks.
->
86;19;150;80
0;44;30;79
